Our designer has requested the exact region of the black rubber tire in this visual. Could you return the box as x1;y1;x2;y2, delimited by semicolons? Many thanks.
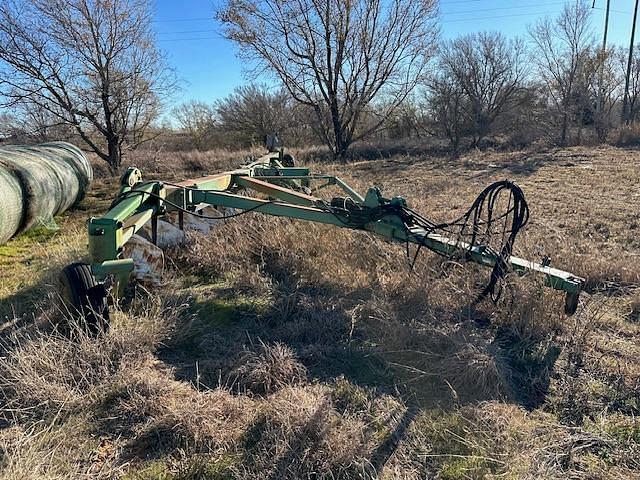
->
282;153;295;167
564;292;580;316
59;262;109;335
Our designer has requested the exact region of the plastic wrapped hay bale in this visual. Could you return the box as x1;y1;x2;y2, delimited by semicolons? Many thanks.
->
0;142;93;244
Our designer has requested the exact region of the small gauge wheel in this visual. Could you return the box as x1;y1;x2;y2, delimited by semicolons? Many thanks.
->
59;262;109;335
282;153;295;167
564;292;579;316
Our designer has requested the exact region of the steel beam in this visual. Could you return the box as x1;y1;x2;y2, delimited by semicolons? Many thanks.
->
170;173;233;192
191;190;346;227
234;176;319;206
188;190;582;297
104;182;156;221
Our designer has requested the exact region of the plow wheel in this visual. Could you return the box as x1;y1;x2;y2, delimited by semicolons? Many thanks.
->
59;262;109;335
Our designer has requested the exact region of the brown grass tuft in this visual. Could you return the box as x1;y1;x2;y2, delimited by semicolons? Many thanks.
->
0;295;178;425
232;340;308;395
231;385;380;479
436;342;514;402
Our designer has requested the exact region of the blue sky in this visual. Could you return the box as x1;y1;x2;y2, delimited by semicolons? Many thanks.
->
153;0;634;105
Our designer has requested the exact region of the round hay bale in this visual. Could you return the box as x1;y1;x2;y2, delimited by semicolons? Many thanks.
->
0;164;24;244
0;142;92;243
0;148;62;232
39;142;93;202
15;144;84;215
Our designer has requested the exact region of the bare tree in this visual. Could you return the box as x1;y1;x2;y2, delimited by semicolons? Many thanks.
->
0;113;18;142
172;100;217;151
439;32;529;147
215;84;300;148
425;77;469;152
583;47;622;141
529;0;593;145
384;98;423;140
617;45;640;124
5;100;74;142
218;0;438;160
0;0;176;173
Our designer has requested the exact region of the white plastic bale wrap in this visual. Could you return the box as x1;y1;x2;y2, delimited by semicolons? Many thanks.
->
0;167;23;243
0;142;93;244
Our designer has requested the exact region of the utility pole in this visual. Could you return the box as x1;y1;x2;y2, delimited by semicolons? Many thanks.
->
593;0;611;138
623;0;640;124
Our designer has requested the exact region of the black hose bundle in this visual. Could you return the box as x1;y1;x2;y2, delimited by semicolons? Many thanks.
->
404;180;529;303
321;180;529;304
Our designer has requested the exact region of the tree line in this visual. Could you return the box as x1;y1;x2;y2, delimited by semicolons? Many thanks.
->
0;0;639;172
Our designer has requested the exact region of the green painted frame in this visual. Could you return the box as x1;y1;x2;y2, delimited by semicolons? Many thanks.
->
86;152;584;313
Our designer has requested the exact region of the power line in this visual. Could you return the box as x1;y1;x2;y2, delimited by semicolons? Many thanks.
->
157;36;218;42
152;4;633;41
156;11;569;37
151;11;585;41
156;12;557;37
442;10;568;23
442;7;629;23
154;17;212;23
440;0;491;4
151;2;571;25
593;7;631;14
157;29;217;35
443;1;567;16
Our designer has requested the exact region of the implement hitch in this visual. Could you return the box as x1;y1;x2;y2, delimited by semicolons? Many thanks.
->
61;150;584;330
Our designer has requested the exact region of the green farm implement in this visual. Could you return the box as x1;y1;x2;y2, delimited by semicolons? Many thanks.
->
60;149;585;331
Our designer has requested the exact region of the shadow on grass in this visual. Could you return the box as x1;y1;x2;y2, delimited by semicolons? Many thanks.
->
0;277;62;349
492;326;562;410
0;283;49;320
156;276;392;392
147;244;563;472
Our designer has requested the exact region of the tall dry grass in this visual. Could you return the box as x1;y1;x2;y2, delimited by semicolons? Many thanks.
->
1;144;640;478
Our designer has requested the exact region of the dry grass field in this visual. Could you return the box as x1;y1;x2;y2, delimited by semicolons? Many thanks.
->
1;145;639;479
